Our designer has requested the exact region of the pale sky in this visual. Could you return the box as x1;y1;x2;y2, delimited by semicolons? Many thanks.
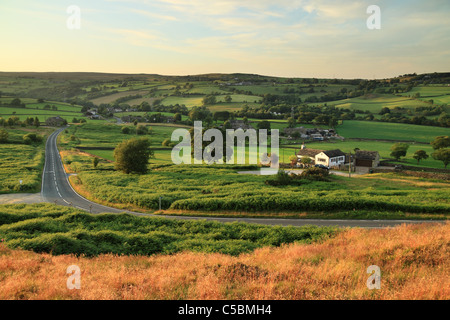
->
1;0;449;79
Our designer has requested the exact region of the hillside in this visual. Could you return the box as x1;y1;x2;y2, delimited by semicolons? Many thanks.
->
0;222;447;300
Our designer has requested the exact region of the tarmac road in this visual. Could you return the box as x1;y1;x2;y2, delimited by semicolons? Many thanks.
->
39;127;444;229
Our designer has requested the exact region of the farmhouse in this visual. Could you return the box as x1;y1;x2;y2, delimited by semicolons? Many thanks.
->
315;149;347;168
296;146;324;163
355;150;380;168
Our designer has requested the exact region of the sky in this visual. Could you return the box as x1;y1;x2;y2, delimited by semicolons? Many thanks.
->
0;0;449;79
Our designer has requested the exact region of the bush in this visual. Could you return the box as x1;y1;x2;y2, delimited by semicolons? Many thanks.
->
0;129;8;143
23;133;42;144
300;167;330;181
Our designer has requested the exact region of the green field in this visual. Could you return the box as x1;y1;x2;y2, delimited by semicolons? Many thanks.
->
399;85;450;104
160;96;204;108
325;94;430;112
0;127;54;193
337;120;450;143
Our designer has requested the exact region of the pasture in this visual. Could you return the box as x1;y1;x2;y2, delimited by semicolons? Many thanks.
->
336;120;450;143
326;94;430;113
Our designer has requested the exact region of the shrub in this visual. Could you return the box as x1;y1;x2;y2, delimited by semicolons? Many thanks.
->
23;133;42;144
136;125;148;135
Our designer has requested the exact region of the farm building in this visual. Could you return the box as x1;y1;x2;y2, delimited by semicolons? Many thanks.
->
355;150;380;168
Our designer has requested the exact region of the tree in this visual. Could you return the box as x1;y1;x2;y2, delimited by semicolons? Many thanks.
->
224;95;232;103
287;117;296;128
213;111;230;122
301;156;312;167
121;126;130;134
0;129;8;143
33;117;40;127
390;143;409;161
11;98;23;107
136;124;148;135
257;120;271;130
289;155;298;168
432;148;450;168
92;157;100;169
114;138;153;174
430;136;450;150
223;120;232;130
202;95;216;106
413;150;429;164
173;113;182;123
379;107;390;115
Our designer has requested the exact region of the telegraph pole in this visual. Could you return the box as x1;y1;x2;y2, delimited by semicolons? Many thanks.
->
348;152;352;178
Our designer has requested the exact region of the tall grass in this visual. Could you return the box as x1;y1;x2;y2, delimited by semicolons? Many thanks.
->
0;222;447;300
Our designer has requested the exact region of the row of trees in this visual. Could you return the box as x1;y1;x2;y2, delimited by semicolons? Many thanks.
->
390;136;450;168
0;116;40;128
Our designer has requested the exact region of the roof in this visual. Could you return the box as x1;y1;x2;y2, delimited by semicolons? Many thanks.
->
321;149;346;158
296;148;324;158
355;150;379;160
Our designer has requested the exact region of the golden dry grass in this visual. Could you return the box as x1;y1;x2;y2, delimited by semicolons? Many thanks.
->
0;223;448;300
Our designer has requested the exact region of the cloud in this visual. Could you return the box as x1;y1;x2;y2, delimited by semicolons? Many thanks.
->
129;8;178;21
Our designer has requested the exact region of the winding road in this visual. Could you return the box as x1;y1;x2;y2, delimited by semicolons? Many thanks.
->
40;127;444;228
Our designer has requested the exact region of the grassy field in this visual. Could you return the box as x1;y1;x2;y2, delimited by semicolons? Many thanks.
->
323;94;431;112
90;90;150;105
0;127;54;193
399;85;450;104
0;221;447;299
336;120;450;143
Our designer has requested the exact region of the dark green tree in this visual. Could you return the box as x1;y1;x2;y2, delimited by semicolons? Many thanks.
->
390;143;409;161
430;136;450;150
432;148;450;168
114;138;153;174
413;150;429;164
92;157;100;169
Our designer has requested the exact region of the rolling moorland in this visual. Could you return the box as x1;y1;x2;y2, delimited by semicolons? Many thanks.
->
0;72;448;299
